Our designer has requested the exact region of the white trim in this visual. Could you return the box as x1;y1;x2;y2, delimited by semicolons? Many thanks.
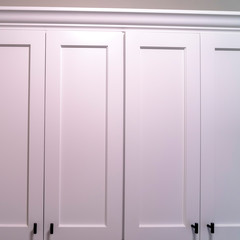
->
0;6;240;15
0;7;240;29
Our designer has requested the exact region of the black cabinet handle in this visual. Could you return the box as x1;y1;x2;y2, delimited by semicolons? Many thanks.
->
207;222;214;234
191;223;198;234
33;223;37;234
50;223;54;234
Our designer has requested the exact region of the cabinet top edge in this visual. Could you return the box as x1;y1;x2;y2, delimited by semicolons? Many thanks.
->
0;7;240;15
1;7;240;29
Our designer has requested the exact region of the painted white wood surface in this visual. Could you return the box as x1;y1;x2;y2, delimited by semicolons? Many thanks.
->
201;33;240;240
125;31;200;240
1;7;240;29
45;31;123;240
0;30;45;240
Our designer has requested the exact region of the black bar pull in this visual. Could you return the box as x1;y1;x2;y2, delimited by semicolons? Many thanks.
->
50;223;54;234
191;223;198;234
207;222;214;234
33;223;37;234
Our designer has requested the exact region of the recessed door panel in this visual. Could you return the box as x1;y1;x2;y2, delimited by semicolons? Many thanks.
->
214;50;240;224
125;32;200;240
138;48;185;226
45;31;123;240
0;46;29;225
60;47;107;226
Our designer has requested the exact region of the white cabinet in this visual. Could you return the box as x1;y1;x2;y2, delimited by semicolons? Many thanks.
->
125;31;240;240
0;10;240;240
0;30;45;240
125;32;200;240
201;33;240;240
44;31;123;240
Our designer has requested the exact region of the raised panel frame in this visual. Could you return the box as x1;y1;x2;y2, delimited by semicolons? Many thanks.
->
125;31;200;240
45;31;123;240
201;32;240;240
0;30;45;240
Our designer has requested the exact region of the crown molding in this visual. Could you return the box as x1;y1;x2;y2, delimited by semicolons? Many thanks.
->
0;7;240;29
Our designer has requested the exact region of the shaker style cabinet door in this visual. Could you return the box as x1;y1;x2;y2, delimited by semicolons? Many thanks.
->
125;32;200;240
201;33;240;240
45;31;123;240
0;31;45;240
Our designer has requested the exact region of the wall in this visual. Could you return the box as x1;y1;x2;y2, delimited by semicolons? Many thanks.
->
0;0;240;11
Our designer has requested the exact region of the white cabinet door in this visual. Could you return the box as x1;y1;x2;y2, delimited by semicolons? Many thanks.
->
125;32;200;240
0;31;45;240
45;31;123;240
201;33;240;240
